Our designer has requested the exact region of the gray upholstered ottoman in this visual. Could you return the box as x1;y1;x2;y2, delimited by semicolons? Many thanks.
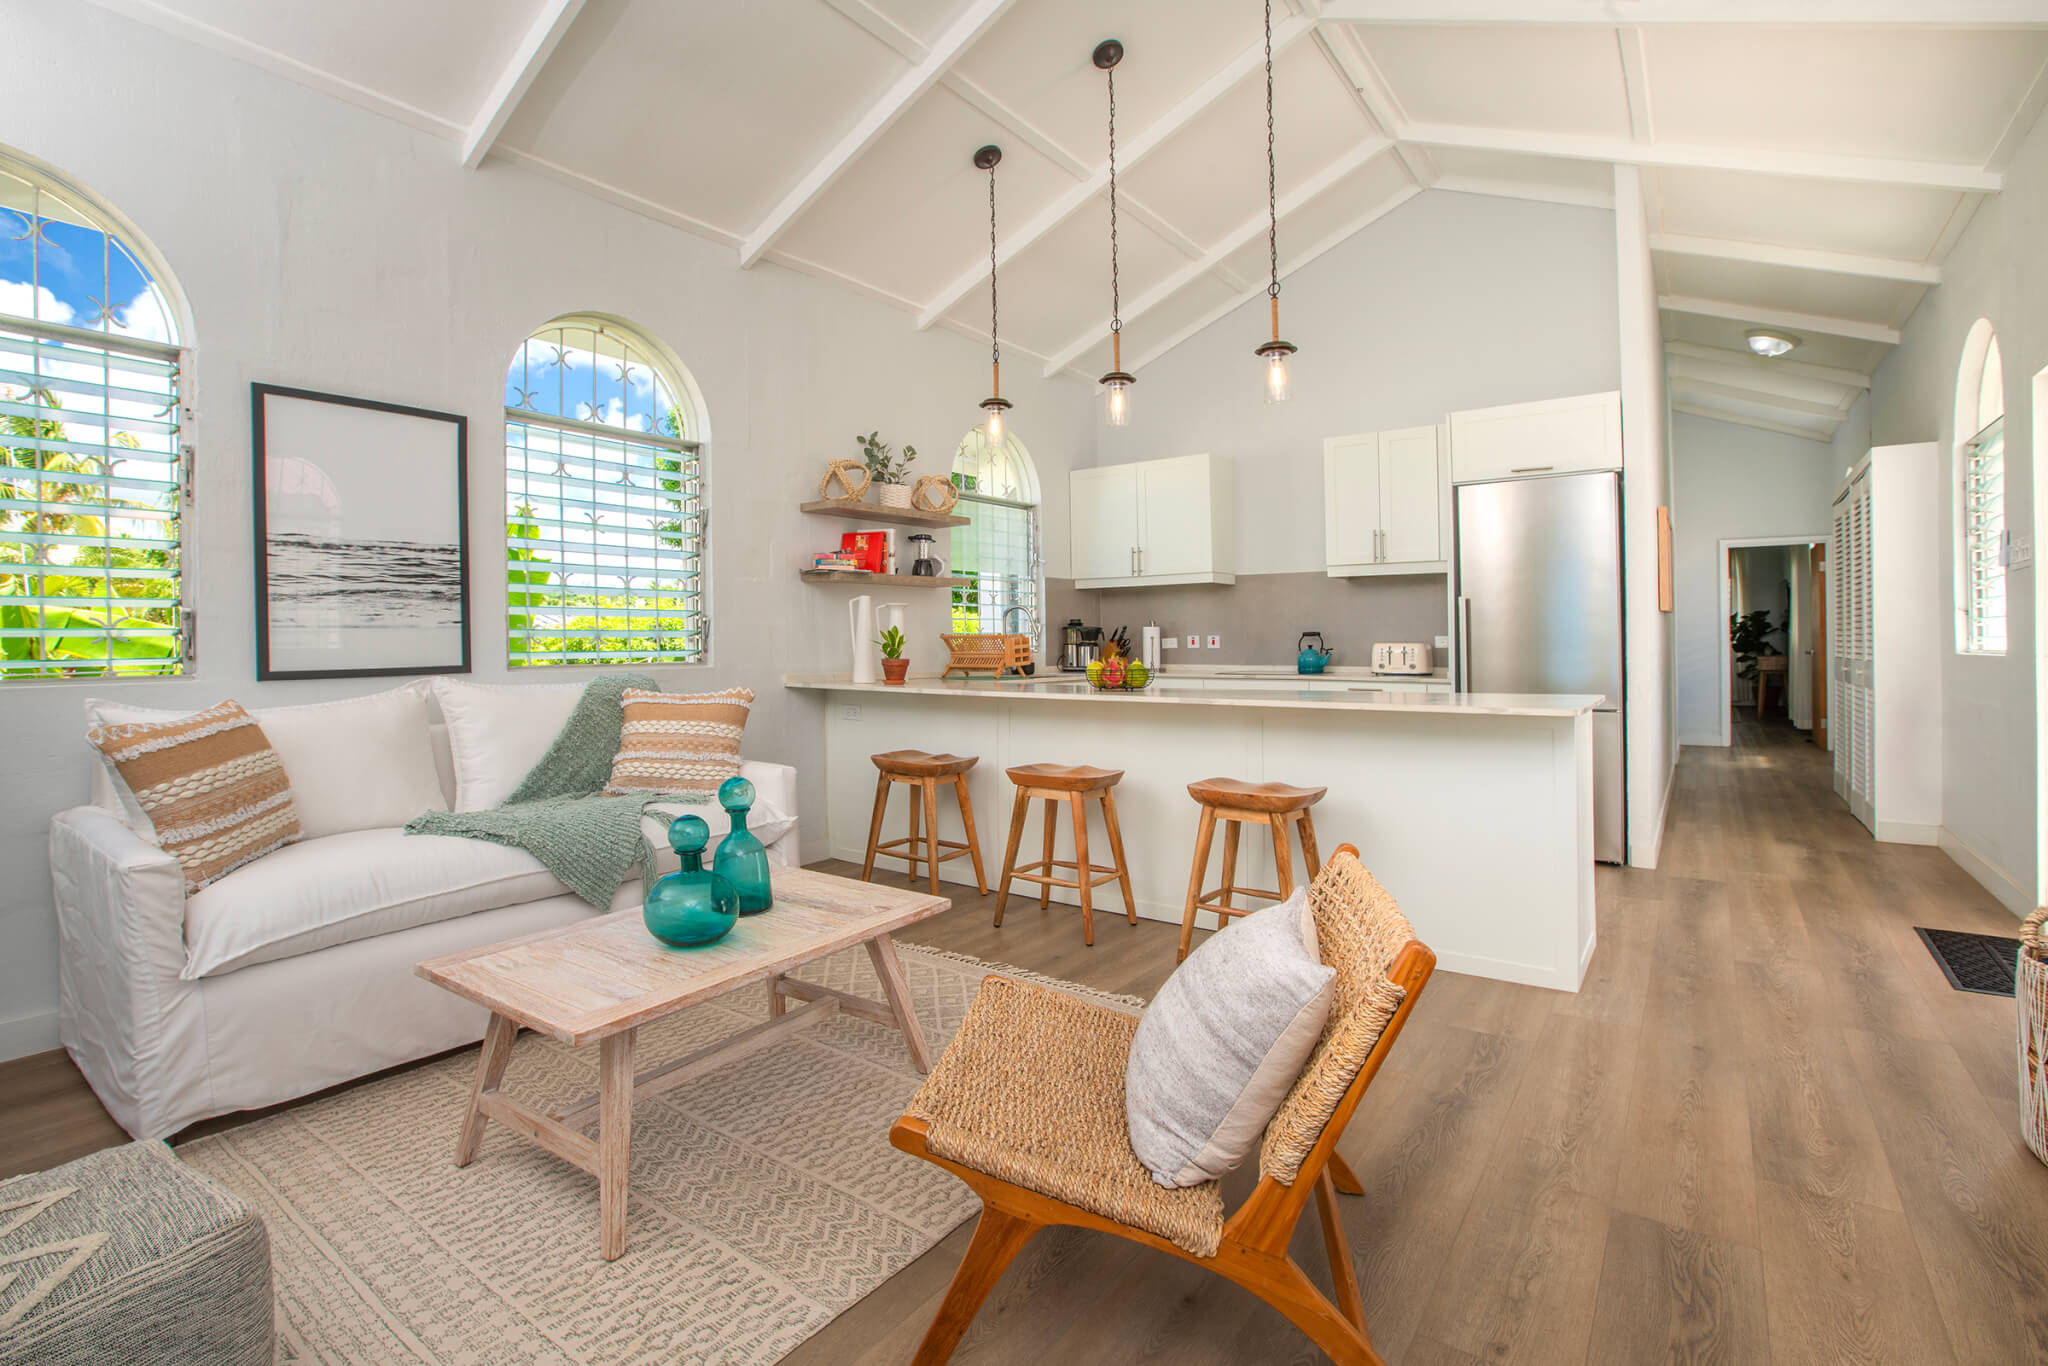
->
0;1140;271;1365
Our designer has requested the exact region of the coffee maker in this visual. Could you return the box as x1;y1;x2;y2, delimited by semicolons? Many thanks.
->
1059;619;1103;672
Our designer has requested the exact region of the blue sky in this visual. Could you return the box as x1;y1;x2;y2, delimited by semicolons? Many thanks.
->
0;200;173;343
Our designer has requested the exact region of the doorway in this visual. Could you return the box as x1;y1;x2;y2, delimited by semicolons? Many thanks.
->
1718;536;1830;747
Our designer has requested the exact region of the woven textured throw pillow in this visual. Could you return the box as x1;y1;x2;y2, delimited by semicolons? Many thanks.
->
86;699;302;894
603;687;755;799
1125;888;1335;1188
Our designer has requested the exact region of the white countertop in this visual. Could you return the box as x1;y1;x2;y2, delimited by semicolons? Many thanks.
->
1146;663;1451;682
783;674;1601;718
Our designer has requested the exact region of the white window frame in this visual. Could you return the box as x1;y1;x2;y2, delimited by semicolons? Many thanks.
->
1955;325;2006;656
0;151;191;683
950;425;1043;652
503;315;708;669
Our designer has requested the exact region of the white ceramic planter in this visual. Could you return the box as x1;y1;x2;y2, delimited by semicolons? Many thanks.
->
873;482;913;509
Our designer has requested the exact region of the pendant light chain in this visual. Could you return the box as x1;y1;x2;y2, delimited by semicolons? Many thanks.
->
988;162;1000;374
1108;62;1121;337
1265;0;1279;302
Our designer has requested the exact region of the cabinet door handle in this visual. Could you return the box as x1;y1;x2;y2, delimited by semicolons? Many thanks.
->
1510;465;1554;474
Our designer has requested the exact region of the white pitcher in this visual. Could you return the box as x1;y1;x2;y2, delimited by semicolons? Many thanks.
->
849;595;877;684
876;601;907;641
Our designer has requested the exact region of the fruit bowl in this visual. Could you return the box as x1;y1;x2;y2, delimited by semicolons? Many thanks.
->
1086;658;1152;692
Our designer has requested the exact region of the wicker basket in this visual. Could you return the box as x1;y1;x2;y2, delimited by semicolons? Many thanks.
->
2021;907;2048;1167
942;633;1032;678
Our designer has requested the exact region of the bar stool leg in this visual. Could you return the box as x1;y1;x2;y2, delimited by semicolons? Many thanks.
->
1296;809;1321;878
955;776;988;895
905;788;923;886
1218;821;1243;915
1179;805;1217;964
1270;814;1296;900
993;787;1028;926
1100;789;1137;925
862;773;892;882
1038;800;1057;910
1069;792;1095;947
921;777;943;896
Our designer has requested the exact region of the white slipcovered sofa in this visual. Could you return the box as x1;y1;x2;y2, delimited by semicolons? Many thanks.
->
51;679;797;1141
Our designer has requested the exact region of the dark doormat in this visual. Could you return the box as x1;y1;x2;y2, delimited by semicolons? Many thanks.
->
1915;927;2021;996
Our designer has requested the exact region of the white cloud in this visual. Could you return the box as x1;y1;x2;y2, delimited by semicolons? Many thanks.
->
112;286;171;343
0;279;75;325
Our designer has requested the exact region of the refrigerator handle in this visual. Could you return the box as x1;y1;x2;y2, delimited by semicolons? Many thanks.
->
1456;596;1472;693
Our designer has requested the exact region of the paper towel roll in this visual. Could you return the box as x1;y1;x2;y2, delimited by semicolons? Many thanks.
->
1141;624;1161;671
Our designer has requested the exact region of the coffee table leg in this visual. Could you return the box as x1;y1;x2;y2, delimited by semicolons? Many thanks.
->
598;1028;635;1261
456;1013;518;1167
866;934;933;1073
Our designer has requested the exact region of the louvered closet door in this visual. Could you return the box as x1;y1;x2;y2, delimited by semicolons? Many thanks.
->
1832;498;1853;802
1849;479;1875;830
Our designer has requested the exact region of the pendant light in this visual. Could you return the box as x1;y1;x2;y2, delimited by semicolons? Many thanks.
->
975;144;1011;444
1254;0;1295;404
1095;39;1134;428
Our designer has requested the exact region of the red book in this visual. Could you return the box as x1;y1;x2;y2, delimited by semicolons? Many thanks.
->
840;529;889;574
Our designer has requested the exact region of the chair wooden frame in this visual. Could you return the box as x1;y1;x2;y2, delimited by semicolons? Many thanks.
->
863;769;988;897
1179;801;1322;963
992;779;1136;947
891;845;1437;1365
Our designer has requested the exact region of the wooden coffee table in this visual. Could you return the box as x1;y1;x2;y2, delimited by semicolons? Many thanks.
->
416;867;949;1260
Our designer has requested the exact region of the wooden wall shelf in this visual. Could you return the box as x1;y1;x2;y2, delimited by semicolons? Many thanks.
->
801;499;969;529
800;570;969;588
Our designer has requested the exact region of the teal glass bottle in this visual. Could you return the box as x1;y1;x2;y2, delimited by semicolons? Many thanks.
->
642;815;738;947
712;775;774;914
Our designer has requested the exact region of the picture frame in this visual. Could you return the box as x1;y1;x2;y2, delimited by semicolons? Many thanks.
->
251;383;470;680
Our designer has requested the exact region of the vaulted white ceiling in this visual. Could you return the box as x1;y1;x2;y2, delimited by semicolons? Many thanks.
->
87;0;2048;442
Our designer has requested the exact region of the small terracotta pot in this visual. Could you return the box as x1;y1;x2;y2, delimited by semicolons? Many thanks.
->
882;658;910;685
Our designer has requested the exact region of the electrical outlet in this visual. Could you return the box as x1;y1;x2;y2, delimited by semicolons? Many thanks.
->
1434;635;1450;649
1163;636;1179;649
1206;635;1221;649
840;704;861;720
1184;633;1200;650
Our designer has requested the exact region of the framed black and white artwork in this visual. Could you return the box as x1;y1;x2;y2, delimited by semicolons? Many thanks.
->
251;384;470;680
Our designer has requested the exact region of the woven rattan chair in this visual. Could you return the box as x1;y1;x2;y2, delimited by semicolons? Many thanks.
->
890;844;1435;1365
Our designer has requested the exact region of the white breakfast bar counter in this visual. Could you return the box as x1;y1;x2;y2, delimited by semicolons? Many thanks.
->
785;674;1602;991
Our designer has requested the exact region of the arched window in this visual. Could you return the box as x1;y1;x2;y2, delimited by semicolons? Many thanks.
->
1955;321;2006;655
950;424;1041;648
0;149;186;680
503;314;705;667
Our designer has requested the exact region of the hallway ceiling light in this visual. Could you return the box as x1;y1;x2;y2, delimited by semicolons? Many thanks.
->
1745;328;1801;358
975;144;1011;443
1095;39;1133;429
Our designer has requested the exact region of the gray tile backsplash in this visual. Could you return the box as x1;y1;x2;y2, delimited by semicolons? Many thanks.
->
1045;572;1448;668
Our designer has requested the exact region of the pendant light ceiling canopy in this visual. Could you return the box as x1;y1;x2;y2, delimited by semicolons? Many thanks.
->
1095;38;1133;429
1254;0;1295;405
975;143;1011;444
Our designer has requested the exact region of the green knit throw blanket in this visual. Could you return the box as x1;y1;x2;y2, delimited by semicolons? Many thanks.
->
404;673;707;909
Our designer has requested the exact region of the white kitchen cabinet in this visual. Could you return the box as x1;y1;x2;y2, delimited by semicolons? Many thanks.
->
1323;426;1446;577
1070;452;1235;589
1449;390;1621;485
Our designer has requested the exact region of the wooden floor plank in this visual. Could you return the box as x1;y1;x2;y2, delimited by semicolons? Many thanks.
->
1583;1209;1770;1365
1754;1178;1956;1366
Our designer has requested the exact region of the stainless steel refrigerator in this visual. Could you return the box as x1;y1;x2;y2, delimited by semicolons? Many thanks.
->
1454;471;1626;864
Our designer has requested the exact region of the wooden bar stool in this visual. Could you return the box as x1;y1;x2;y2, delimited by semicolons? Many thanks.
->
862;750;988;896
993;763;1136;946
1178;777;1327;962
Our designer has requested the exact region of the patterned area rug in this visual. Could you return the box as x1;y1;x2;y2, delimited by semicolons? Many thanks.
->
178;943;1138;1365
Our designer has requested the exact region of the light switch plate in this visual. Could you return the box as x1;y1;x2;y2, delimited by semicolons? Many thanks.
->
1206;635;1221;649
1435;635;1450;649
1163;637;1179;649
1184;634;1199;649
840;704;861;720
2011;532;2034;569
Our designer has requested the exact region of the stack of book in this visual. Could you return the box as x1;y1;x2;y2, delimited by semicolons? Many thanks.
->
810;529;894;574
811;551;866;572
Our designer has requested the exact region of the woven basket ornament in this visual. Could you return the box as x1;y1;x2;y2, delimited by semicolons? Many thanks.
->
818;459;871;501
911;475;960;513
2021;906;2048;1167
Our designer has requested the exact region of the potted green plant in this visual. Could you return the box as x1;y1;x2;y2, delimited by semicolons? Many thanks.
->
1729;609;1782;681
877;625;910;684
857;431;917;508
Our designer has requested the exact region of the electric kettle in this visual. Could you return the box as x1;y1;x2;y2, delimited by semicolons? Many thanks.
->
1297;631;1334;675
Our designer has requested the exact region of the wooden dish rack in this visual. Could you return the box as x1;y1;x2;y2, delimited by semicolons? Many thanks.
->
941;633;1033;679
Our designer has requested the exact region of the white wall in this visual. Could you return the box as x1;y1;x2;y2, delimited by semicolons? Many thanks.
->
1091;190;1621;574
0;1;1094;1058
1671;412;1838;744
1868;108;2042;915
1615;166;1676;869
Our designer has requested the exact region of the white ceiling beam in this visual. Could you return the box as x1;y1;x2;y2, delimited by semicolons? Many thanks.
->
1989;50;2048;170
1321;2;2048;25
1616;28;1654;144
917;12;1318;330
1650;233;1940;285
1313;25;1438;187
1663;340;1871;390
460;0;588;169
1401;123;2002;193
1658;294;1901;345
740;0;1022;268
1671;377;1851;421
1431;174;1615;209
1041;140;1392;376
1671;402;1836;444
1128;183;1423;374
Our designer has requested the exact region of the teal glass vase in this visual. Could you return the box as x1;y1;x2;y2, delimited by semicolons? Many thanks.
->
642;815;738;947
712;775;774;914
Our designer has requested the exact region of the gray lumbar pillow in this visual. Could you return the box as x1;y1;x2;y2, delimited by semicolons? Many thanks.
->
1126;888;1336;1188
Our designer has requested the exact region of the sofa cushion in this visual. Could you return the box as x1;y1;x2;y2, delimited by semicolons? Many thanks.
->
182;827;570;979
87;701;303;896
605;687;755;798
85;682;446;841
431;677;587;811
